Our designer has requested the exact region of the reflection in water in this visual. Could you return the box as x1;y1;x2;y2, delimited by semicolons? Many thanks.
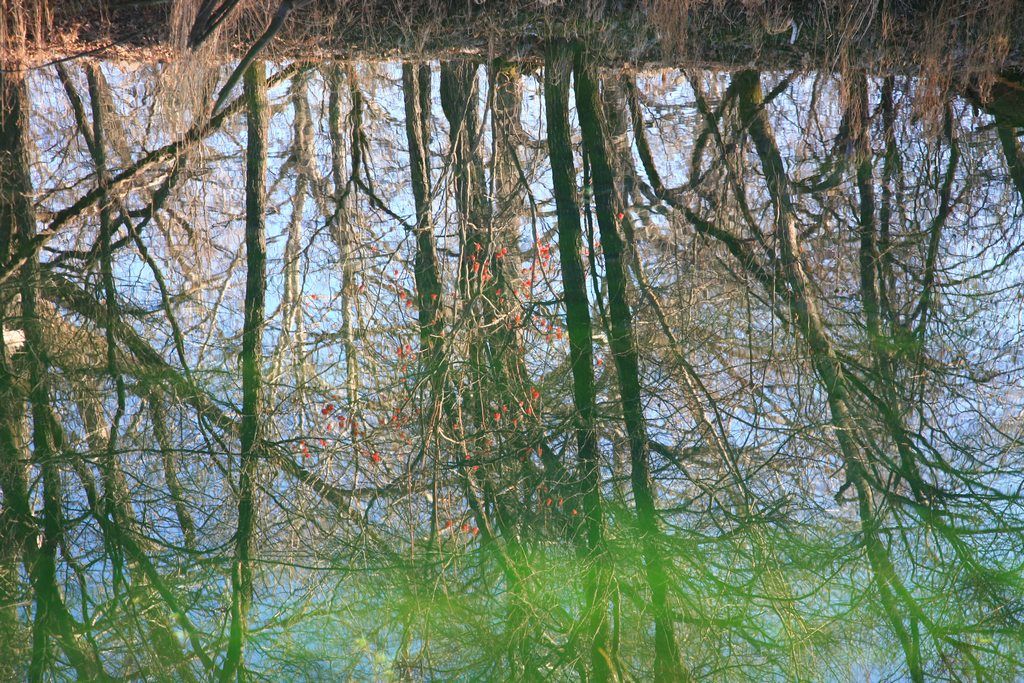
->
1;55;1023;681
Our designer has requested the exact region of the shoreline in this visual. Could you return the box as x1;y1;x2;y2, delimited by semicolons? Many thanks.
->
8;1;1024;75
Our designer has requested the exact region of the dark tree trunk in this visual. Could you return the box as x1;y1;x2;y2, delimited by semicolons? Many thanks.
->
0;63;34;683
3;65;112;683
543;43;613;683
733;70;926;683
403;63;443;383
573;53;689;683
220;60;268;683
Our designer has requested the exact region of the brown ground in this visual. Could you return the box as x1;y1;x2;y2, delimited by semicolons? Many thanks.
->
8;0;1024;79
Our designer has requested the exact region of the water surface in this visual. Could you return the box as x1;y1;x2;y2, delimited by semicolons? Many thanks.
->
1;57;1023;680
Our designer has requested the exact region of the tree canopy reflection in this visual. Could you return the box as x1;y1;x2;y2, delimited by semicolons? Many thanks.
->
1;54;1024;681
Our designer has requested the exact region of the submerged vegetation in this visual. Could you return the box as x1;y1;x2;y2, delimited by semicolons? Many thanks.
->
2;1;1024;681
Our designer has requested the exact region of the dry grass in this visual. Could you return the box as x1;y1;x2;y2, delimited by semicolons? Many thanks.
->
3;0;1023;102
913;0;1014;123
1;0;52;58
636;0;1022;125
